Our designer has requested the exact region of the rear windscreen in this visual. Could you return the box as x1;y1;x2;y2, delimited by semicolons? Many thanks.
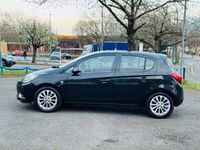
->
166;58;176;73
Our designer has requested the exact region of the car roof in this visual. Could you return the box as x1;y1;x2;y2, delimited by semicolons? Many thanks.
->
91;51;167;61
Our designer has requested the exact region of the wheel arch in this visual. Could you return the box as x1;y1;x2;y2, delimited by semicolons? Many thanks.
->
34;83;63;100
144;88;177;106
34;83;62;112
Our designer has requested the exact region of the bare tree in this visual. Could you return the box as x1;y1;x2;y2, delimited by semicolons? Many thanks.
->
73;19;101;46
15;19;54;63
97;0;183;50
73;12;126;46
137;6;182;52
0;13;22;43
186;17;200;55
28;0;183;51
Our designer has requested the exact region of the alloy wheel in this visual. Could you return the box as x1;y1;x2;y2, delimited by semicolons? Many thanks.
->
37;89;58;111
149;95;171;117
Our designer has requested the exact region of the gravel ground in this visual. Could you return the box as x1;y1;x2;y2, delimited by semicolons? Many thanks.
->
0;78;200;150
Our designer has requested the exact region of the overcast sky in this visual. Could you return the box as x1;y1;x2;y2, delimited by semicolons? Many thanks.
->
0;0;200;35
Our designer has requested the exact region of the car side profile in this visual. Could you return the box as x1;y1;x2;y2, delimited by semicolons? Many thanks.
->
50;51;71;60
11;50;24;56
2;55;16;67
17;51;183;118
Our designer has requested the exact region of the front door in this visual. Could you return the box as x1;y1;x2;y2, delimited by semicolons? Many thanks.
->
61;54;117;103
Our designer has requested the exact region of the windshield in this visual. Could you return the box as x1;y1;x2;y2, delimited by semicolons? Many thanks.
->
59;57;80;68
59;53;91;69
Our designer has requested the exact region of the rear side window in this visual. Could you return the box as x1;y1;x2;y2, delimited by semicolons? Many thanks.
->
120;56;155;72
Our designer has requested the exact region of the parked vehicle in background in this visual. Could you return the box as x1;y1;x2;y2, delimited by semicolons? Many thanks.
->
50;51;71;60
12;50;24;56
2;55;16;67
17;51;183;118
92;41;128;52
185;51;195;55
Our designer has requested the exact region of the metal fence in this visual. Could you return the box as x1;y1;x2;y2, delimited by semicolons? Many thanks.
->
0;66;39;74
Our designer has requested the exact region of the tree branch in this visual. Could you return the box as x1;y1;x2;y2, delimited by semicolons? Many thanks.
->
98;0;128;29
135;0;177;20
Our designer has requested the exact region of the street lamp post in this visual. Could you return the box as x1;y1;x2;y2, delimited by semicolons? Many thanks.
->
49;13;52;53
179;0;187;77
101;6;104;51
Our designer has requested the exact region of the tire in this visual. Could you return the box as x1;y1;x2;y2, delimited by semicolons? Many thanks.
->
145;92;174;118
34;86;62;112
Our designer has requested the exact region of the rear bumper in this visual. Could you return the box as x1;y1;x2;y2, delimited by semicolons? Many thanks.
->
17;81;36;103
174;85;184;107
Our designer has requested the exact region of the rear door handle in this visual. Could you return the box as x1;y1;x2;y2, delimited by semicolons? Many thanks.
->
99;79;111;84
140;77;147;83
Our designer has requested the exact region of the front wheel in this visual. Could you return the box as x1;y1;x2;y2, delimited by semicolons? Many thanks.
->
34;87;62;112
145;93;174;118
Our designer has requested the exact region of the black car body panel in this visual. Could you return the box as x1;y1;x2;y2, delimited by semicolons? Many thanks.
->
17;51;183;110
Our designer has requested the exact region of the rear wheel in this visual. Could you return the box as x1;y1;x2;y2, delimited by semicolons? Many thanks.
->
145;93;174;118
34;87;62;112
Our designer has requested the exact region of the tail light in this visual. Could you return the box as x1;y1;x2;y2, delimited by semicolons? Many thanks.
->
171;73;183;85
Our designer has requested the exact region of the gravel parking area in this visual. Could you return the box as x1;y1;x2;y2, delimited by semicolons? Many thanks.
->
0;78;200;150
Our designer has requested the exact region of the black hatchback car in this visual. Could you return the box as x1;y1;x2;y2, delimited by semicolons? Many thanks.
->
17;51;183;118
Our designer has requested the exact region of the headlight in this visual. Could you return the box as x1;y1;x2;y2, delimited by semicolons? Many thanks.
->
23;74;38;84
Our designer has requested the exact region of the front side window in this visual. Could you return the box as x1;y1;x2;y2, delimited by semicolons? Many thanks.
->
78;55;115;73
120;56;154;72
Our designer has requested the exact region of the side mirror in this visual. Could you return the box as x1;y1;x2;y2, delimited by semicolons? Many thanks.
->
72;67;81;75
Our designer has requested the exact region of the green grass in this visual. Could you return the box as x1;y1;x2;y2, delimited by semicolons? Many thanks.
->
17;62;52;66
0;70;31;77
183;80;200;91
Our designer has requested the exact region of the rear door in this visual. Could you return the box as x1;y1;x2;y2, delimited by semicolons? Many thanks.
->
113;54;156;105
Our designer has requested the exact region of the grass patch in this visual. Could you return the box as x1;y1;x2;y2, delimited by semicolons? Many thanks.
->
17;62;52;66
0;70;31;77
183;80;200;91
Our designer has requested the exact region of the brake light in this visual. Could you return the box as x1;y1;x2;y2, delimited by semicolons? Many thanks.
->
171;73;183;85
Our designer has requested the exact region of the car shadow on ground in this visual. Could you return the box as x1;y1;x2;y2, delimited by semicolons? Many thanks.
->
19;103;149;118
64;104;148;117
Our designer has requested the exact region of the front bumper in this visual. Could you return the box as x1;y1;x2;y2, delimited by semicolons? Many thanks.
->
17;81;36;103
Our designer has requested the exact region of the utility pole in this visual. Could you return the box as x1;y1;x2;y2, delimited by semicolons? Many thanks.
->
101;6;104;51
0;31;2;66
49;13;52;53
180;0;187;77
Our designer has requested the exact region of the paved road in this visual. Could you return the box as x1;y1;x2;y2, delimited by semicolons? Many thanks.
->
0;78;200;150
13;56;70;65
10;60;71;70
183;55;200;84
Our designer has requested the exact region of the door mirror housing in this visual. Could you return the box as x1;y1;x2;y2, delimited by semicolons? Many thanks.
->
72;67;81;75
